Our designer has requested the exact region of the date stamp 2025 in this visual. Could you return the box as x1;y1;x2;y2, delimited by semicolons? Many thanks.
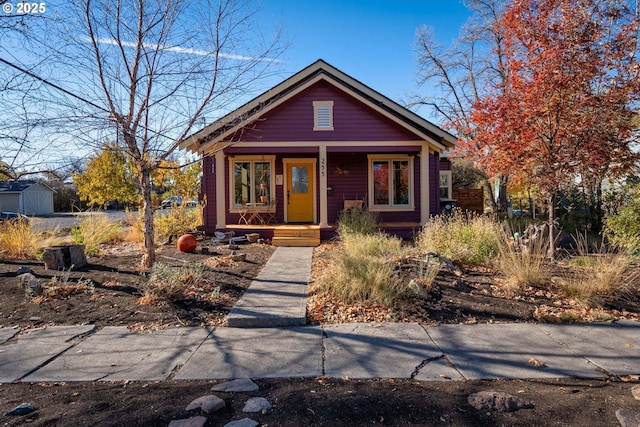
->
1;1;47;15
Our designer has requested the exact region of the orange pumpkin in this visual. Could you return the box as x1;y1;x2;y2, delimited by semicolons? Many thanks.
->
176;234;197;253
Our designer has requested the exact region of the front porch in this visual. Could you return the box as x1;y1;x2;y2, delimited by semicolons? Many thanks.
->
219;222;423;246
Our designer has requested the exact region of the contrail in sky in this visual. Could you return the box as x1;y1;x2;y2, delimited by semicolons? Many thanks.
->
93;38;280;63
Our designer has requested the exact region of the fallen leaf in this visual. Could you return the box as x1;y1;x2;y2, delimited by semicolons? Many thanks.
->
528;357;546;368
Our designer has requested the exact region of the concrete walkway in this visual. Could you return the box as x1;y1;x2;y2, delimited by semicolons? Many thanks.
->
1;246;639;383
226;246;312;327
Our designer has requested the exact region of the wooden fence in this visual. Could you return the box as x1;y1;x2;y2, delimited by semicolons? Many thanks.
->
452;188;484;214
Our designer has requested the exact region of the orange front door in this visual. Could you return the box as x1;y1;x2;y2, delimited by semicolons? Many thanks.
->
287;162;314;222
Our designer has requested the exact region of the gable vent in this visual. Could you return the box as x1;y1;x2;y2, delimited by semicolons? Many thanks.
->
313;101;334;131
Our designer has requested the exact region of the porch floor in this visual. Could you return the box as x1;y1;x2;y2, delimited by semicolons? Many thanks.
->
221;222;422;240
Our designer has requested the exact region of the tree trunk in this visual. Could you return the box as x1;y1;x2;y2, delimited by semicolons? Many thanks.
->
140;167;155;268
547;193;556;260
497;174;509;212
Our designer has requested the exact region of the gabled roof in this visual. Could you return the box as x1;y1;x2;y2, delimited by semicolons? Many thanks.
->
180;59;457;153
0;180;53;193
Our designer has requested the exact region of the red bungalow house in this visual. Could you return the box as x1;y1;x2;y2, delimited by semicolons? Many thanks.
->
180;60;456;245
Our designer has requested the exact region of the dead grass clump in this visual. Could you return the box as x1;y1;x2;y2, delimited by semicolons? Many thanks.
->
318;233;433;307
0;217;39;259
337;206;379;237
138;262;218;305
416;210;501;266
31;269;95;303
559;237;638;304
496;226;550;292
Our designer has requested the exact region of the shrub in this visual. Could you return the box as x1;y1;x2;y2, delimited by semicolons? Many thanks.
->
337;206;378;237
72;212;122;256
496;225;550;292
0;217;38;258
603;185;640;254
155;203;203;243
416;210;501;266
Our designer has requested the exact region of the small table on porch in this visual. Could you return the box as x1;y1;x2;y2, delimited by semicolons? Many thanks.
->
238;203;276;225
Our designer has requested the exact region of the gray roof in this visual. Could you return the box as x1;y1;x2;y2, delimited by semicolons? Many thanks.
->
0;180;51;193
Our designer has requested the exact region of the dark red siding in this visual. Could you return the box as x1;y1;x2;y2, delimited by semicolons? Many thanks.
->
439;157;452;171
326;153;420;224
224;80;419;143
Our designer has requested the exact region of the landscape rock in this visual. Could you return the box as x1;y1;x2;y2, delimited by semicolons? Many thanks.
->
616;408;640;427
242;397;272;413
223;418;259;427
467;391;534;412
632;385;640;401
18;273;43;295
185;395;225;414
212;379;260;393
4;402;36;416
168;416;208;427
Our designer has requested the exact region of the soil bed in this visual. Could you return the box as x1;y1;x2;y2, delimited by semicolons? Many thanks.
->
1;240;639;426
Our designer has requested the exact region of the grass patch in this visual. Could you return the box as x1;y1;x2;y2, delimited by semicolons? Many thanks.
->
0;217;39;259
496;225;550;292
72;212;122;256
30;268;95;303
337;206;378;237
416;210;501;266
559;237;638;304
318;233;433;307
137;262;218;305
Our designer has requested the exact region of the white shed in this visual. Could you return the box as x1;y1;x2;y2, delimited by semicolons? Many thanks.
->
0;180;55;215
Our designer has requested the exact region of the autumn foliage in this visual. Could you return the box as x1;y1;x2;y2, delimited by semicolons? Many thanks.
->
468;0;639;188
464;0;639;254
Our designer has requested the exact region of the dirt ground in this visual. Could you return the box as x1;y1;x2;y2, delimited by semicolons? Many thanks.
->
1;239;639;426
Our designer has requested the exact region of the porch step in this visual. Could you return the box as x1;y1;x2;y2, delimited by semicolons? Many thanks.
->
272;227;320;247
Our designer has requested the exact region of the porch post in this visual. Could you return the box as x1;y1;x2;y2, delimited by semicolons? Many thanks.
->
420;143;430;225
215;150;226;229
319;145;328;227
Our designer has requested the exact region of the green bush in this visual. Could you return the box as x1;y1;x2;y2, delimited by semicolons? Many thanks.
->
154;203;203;243
416;209;501;266
603;185;640;253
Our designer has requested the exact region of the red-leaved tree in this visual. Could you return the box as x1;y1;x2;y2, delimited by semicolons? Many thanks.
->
467;0;640;257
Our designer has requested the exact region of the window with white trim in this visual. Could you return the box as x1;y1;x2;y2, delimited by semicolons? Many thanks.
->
368;155;413;209
313;100;334;131
230;156;274;208
440;171;452;199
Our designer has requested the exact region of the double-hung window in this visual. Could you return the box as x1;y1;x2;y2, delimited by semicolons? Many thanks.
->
440;171;452;199
368;155;413;210
230;156;274;208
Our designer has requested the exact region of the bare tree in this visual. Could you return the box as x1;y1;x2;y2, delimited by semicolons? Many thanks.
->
53;0;285;267
412;0;510;210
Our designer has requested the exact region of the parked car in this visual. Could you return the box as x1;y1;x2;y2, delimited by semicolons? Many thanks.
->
160;196;183;209
185;199;199;207
0;211;28;223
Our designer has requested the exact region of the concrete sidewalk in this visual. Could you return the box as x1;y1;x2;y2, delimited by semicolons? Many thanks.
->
1;321;638;383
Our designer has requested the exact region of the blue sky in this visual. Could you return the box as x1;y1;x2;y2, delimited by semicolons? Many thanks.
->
257;0;472;121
